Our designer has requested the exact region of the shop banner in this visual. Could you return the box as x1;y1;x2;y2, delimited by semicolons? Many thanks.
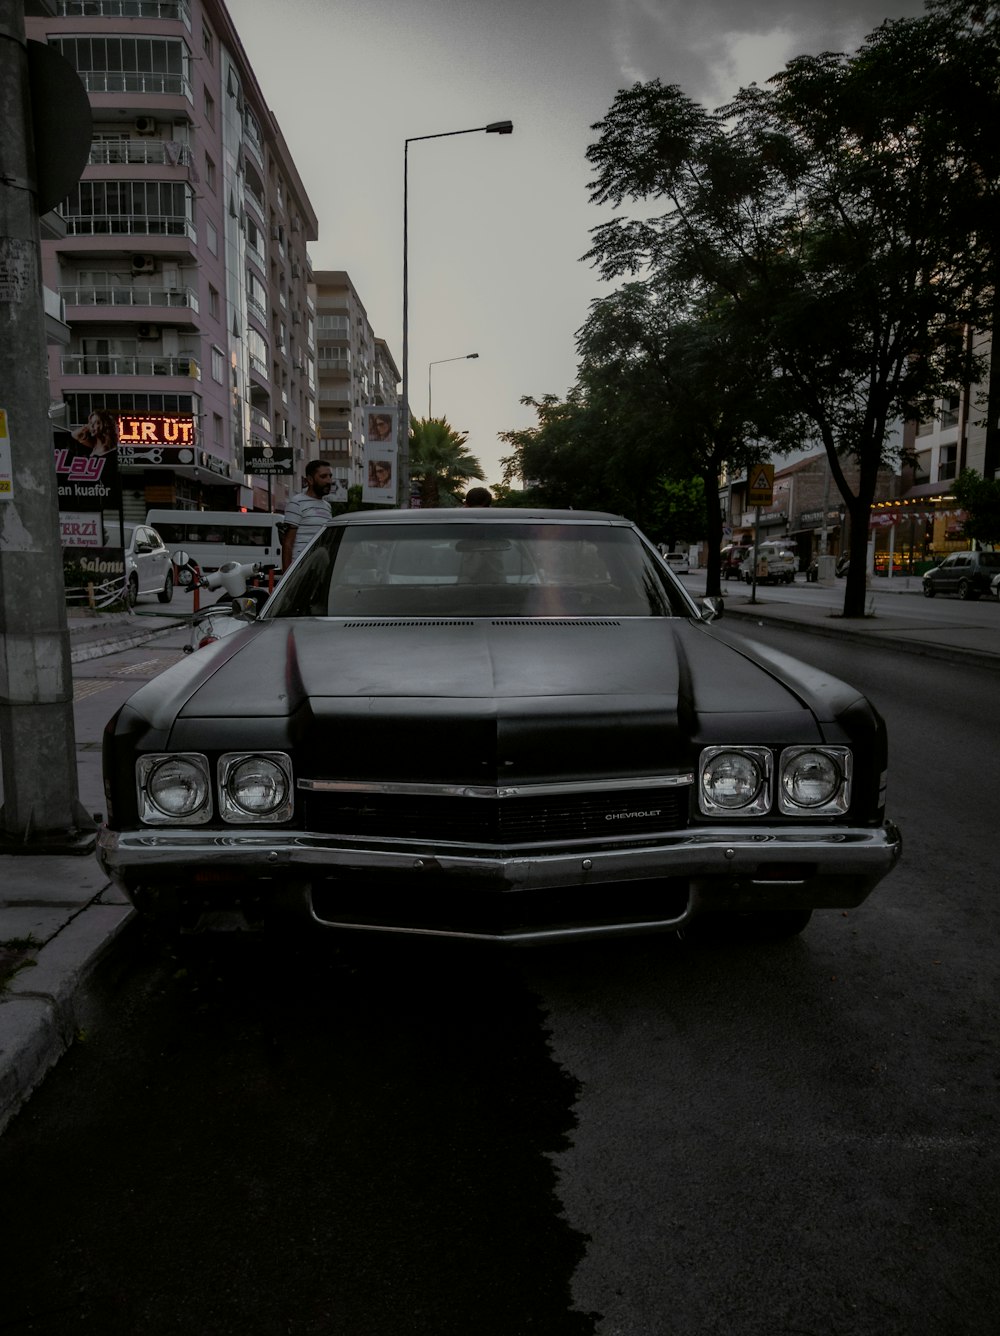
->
53;420;120;512
243;442;295;475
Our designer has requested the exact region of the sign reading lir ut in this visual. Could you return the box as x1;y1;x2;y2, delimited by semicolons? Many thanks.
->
748;463;775;506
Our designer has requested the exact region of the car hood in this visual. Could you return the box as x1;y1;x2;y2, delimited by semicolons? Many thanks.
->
117;617;865;785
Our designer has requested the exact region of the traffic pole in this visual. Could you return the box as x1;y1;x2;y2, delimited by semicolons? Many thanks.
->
0;0;94;851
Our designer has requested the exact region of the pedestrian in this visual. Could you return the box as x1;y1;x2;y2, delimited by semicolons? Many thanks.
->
463;487;492;508
281;460;334;571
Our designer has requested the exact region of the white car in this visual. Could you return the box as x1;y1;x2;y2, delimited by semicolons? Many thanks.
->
104;522;175;606
739;541;797;585
660;549;690;575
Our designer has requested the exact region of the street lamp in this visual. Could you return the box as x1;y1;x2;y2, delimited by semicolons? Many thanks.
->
428;352;479;418
400;120;513;505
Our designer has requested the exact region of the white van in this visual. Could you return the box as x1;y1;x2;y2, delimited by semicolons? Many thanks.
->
145;509;282;572
739;541;798;585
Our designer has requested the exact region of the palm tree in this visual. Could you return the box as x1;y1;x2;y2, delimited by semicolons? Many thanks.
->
408;417;486;507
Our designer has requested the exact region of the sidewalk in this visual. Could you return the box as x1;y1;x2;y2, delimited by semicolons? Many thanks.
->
3;582;999;1134
1;604;183;1134
715;575;1000;670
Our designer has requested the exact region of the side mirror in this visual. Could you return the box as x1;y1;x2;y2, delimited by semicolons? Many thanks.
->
700;595;724;622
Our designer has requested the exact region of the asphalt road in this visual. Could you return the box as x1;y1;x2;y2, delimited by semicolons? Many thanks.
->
0;623;996;1335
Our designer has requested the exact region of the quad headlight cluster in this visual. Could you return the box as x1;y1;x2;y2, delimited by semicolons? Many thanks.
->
136;752;294;825
698;745;851;817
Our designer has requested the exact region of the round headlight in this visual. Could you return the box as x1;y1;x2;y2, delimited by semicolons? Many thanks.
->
701;751;765;810
225;757;290;816
781;751;841;808
147;757;210;818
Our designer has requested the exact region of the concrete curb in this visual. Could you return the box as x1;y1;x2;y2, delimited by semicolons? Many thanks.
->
0;902;134;1136
70;621;179;664
723;603;1000;671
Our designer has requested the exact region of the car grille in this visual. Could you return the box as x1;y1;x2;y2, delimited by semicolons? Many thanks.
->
302;786;689;848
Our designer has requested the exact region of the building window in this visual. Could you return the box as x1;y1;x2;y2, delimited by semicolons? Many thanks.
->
213;412;223;447
940;395;960;429
202;25;214;61
204;89;215;127
206;220;218;255
50;35;190;98
61;179;192;235
938;444;957;482
208;285;219;319
205;155;216;191
211;346;225;383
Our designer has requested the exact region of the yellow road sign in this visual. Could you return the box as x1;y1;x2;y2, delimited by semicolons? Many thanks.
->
748;464;774;506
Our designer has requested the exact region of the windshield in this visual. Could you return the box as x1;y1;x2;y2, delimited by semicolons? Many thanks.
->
266;522;691;619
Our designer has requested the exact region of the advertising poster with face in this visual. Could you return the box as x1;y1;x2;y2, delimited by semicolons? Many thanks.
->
362;405;398;505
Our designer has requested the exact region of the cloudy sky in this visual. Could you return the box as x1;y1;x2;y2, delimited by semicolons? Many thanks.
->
226;0;928;485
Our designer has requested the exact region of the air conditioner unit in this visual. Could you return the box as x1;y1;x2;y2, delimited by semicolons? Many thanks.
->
137;324;160;340
270;225;280;241
131;255;155;274
134;117;157;135
292;312;301;324
291;217;301;232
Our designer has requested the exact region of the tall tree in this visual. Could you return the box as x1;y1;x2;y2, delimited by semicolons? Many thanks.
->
576;281;802;592
408;417;485;508
585;4;995;616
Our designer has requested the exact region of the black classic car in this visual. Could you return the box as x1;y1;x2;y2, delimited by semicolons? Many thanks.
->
99;510;901;943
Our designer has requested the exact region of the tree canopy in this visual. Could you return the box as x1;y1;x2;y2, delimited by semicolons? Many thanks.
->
502;0;998;615
408;417;485;508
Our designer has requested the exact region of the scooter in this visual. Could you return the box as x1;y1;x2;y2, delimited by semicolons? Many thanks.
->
172;552;274;653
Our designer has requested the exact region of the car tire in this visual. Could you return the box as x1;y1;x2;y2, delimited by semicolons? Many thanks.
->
157;573;174;604
125;573;138;608
923;582;935;597
957;579;977;601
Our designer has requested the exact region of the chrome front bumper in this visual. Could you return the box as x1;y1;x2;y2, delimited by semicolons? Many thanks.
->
98;820;902;943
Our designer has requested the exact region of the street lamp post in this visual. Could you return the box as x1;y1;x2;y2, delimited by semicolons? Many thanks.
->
400;120;512;505
428;352;479;418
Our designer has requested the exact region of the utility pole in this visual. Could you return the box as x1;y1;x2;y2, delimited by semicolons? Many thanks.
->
0;0;93;850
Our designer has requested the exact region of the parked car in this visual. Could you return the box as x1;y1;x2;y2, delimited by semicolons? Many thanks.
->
103;521;174;606
922;550;1000;600
660;548;690;575
98;509;901;943
720;544;751;580
738;541;798;585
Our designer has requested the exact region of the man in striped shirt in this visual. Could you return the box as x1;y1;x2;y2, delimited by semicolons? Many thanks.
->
281;460;334;572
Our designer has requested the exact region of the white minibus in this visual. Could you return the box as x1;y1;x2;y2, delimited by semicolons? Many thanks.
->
145;509;283;572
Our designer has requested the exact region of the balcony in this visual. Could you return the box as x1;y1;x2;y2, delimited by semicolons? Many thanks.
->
62;285;199;313
61;214;196;240
89;140;194;168
245;186;266;222
247;293;267;324
62;354;201;378
77;72;193;102
57;0;192;24
250;407;272;435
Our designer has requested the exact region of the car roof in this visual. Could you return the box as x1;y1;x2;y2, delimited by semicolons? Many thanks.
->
328;508;633;527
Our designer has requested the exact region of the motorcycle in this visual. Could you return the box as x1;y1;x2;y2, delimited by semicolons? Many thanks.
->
171;551;274;653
